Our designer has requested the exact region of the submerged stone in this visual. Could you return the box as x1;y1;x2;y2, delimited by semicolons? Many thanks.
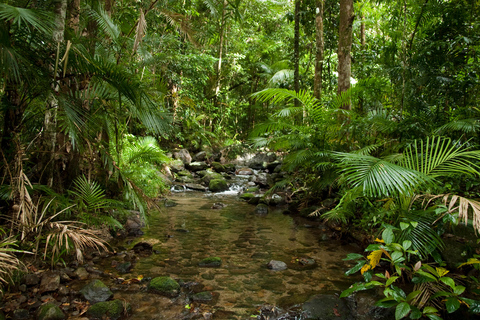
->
80;279;113;303
87;300;131;320
267;260;287;271
255;203;269;214
148;276;180;297
191;291;213;302
199;257;222;267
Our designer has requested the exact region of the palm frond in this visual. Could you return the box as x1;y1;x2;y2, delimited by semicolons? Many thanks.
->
267;69;293;87
401;136;480;177
0;3;53;34
133;9;147;53
335;152;431;197
85;6;120;42
434;119;480;135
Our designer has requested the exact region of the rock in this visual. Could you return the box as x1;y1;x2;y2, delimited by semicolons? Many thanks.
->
209;179;228;192
58;285;69;296
115;262;132;274
169;159;185;172
267;161;282;172
171;185;186;192
132;242;153;255
36;303;65;320
247;153;276;170
239;193;255;201
39;271;60;293
13;309;29;320
235;168;253;175
191;291;213;302
74;267;89;280
252;172;268;187
199;257;222;267
177;170;193;178
164;199;178;207
125;212;146;236
80;280;113;303
248;197;261;205
268;194;286;206
87;300;131;320
176;175;194;183
202;171;224;185
302;294;353;320
185;183;207;191
24;273;40;286
267;260;287;271
245;186;259;193
211;202;227;209
194;151;207;161
211;162;226;173
148;277;180;297
254;204;269;215
224;163;236;173
186;161;208;171
173;149;192;165
355;291;395;320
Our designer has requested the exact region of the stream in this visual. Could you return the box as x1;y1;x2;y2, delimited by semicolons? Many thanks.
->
90;189;362;319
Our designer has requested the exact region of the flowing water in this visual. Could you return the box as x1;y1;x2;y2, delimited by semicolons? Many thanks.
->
98;190;361;319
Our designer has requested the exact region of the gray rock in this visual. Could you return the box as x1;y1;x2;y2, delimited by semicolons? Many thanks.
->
186;161;209;171
194;151;207;161
235;168;253;175
267;260;287;271
58;285;69;296
211;162;226;173
164;199;178;207
13;309;29;320
80;280;113;304
248;153;277;170
173;149;192;165
268;194;286;206
169;159;185;172
24;273;40;286
115;262;132;274
39;271;60;293
185;183;207;191
74;267;89;280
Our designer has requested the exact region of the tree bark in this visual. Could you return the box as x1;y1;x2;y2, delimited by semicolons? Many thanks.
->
293;0;300;108
313;0;324;100
337;0;354;110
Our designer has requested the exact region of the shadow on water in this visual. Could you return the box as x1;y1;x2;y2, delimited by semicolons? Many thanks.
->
100;191;362;319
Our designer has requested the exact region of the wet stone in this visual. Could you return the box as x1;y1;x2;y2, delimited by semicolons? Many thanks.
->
80;280;113;303
13;309;29;320
40;271;60;293
191;291;213;302
267;260;287;271
199;257;222;267
24;273;40;286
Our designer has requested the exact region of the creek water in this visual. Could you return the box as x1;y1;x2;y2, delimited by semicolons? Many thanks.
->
102;190;361;319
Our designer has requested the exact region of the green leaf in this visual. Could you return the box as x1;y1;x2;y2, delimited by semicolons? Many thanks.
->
446;297;460;313
422;306;438;314
415;271;437;282
391;251;403;262
406;290;421;302
425;315;443;320
431;291;452;299
395;302;411;320
402;240;412;250
345;261;365;276
410;307;422;319
454;285;466;295
439;277;456;289
375;297;397;308
400;222;410;230
383;228;395;245
386;276;400;286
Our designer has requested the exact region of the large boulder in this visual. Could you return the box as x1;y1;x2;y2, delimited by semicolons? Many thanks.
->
202;171;224;185
80;280;113;303
169;159;185;173
87;300;131;320
36;303;65;320
193;151;207;161
209;179;228;192
173;149;192;165
148;277;180;297
39;271;60;293
211;162;226;173
247;152;277;170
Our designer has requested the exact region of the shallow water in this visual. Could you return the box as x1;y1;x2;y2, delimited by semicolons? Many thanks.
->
103;191;361;319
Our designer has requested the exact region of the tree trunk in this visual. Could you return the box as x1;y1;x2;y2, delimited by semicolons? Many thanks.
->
41;0;67;188
337;0;354;110
68;0;80;33
313;0;324;100
293;0;301;118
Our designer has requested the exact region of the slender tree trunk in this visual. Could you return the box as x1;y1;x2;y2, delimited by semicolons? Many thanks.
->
313;0;324;100
337;0;354;110
41;0;67;188
68;0;80;33
360;14;365;48
214;0;227;101
293;0;301;117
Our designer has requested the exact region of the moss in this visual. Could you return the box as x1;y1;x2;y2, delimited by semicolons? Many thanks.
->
239;193;255;200
36;303;65;320
87;300;131;320
199;257;222;267
79;279;113;303
191;291;213;302
209;179;228;192
148;276;180;296
245;187;259;193
211;162;226;172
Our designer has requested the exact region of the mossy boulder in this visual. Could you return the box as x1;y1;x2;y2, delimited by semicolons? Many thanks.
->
239;193;255;201
202;171;224;184
87;300;131;320
224;163;236;173
148;276;180;296
36;303;65;320
80;280;113;303
177;170;193;178
191;291;213;302
199;257;222;267
245;186;259;193
209;179;228;192
211;162;226;173
254;203;269;215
